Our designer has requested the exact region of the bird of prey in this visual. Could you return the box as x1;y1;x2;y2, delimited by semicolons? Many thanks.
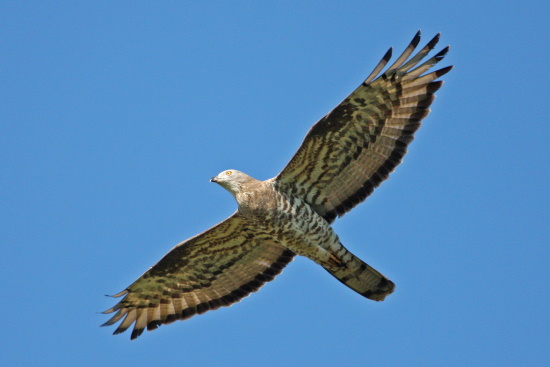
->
102;31;452;340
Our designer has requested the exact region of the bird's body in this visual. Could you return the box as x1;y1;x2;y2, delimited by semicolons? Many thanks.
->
222;173;339;263
102;31;452;339
213;170;394;300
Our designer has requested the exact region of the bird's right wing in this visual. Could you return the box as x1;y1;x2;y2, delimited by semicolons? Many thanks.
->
101;212;295;339
274;31;452;223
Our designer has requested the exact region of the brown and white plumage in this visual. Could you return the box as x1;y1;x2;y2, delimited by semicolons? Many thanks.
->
102;212;295;340
275;32;452;222
102;31;452;339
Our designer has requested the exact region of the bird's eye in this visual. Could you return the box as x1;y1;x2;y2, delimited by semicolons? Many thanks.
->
226;171;232;175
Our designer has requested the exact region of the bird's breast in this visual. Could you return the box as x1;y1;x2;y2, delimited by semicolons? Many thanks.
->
237;187;325;235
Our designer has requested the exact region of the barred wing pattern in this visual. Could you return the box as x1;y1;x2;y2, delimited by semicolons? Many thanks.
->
102;213;295;340
275;31;452;223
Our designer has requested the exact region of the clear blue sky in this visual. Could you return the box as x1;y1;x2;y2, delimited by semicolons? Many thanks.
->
1;1;548;366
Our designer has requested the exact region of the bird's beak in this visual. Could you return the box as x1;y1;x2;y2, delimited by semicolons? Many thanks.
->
210;177;217;183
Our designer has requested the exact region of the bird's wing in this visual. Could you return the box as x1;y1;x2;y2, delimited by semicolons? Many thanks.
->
274;31;452;223
102;212;295;339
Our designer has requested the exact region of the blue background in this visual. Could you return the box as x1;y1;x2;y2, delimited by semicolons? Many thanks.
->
1;1;548;366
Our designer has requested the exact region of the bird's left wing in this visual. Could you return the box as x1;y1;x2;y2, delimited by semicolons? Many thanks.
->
274;32;452;223
101;212;295;339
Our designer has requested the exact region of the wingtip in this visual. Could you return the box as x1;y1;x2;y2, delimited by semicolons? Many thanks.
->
426;33;441;49
101;307;115;315
131;328;144;340
427;80;444;93
434;45;450;60
435;65;454;78
113;327;127;336
103;290;128;301
410;30;422;48
382;47;393;62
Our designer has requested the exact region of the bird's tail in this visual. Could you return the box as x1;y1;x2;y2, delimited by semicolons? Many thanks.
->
323;245;395;301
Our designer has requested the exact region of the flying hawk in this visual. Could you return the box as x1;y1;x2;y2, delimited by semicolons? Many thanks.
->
102;31;452;339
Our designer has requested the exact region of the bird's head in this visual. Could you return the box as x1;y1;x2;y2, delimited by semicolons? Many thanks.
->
210;169;252;196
